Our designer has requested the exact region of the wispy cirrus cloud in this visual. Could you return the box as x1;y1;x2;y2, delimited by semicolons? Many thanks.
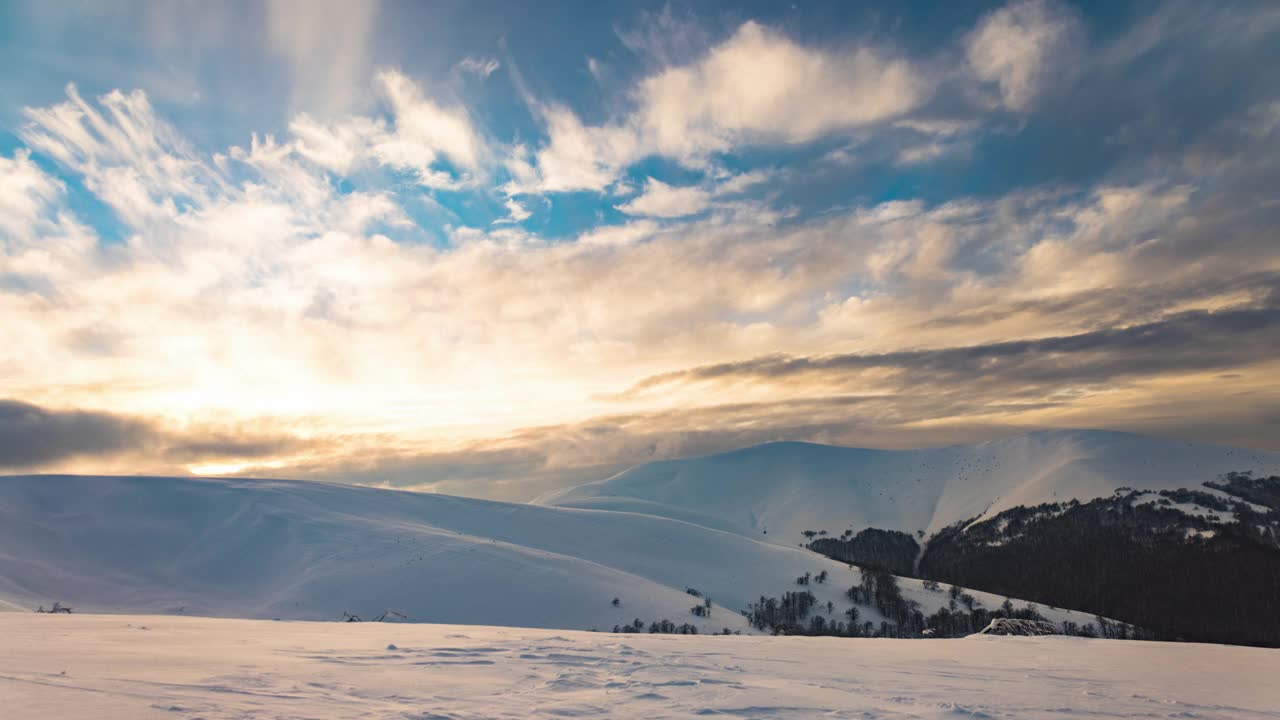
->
457;56;501;78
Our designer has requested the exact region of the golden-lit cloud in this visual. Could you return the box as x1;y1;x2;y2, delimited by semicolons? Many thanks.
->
2;2;1279;498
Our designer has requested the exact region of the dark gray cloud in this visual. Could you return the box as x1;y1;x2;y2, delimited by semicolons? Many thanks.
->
0;399;312;471
0;400;154;469
163;437;308;462
621;303;1280;397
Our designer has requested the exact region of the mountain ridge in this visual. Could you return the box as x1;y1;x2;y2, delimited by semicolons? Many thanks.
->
0;472;1103;636
541;429;1280;545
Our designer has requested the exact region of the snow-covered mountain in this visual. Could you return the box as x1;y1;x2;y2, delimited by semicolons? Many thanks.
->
540;430;1280;545
0;473;1097;633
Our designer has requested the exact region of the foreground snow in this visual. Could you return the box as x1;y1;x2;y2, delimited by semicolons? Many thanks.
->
3;614;1276;720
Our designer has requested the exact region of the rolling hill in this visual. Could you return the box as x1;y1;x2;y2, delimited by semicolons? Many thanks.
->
0;473;1098;635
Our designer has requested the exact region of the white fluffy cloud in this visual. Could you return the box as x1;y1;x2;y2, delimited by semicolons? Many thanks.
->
615;178;710;218
518;106;642;193
966;0;1082;111
498;197;532;223
290;114;384;175
375;70;484;173
513;20;926;193
638;21;924;155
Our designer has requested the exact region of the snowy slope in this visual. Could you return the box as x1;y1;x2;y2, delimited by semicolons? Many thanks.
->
541;430;1280;544
6;613;1279;720
0;474;1095;632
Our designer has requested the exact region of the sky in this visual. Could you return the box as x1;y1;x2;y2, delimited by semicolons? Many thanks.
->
1;0;1278;499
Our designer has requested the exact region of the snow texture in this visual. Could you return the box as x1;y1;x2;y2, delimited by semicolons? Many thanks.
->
3;613;1277;720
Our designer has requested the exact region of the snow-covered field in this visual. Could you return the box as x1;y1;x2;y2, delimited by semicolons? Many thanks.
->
543;430;1280;542
4;613;1277;720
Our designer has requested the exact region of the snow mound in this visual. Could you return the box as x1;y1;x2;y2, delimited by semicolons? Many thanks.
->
541;430;1280;544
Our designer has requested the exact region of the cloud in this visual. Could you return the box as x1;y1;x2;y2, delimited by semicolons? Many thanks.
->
162;433;310;464
372;69;486;175
882;120;980;169
615;178;710;218
4;6;1280;500
0;400;154;469
0;400;308;471
637;21;925;155
966;0;1083;111
516;105;641;192
0;149;64;239
251;70;490;188
514;20;926;192
266;0;381;114
264;353;1280;500
495;197;532;224
1099;1;1280;69
6;81;1275;458
574;219;660;247
13;78;422;245
619;303;1280;398
712;170;774;196
586;57;605;83
20;83;223;227
457;56;501;78
615;4;714;69
289;113;385;175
